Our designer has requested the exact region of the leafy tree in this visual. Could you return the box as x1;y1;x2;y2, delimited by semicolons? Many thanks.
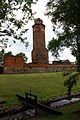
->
4;51;27;63
0;0;37;50
0;49;4;57
16;52;28;63
0;51;12;67
64;73;79;99
0;49;4;66
46;0;80;72
4;51;13;57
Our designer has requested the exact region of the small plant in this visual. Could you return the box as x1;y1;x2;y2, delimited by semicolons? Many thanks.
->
64;73;79;99
63;70;72;77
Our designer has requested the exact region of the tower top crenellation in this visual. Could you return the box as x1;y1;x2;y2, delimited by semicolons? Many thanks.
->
34;18;43;24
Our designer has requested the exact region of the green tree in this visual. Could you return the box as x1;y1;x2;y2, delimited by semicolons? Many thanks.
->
0;0;37;50
3;51;27;63
16;52;28;63
46;0;80;72
0;49;4;67
64;73;79;99
4;51;13;57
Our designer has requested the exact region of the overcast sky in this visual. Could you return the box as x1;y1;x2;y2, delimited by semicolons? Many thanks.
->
6;0;76;63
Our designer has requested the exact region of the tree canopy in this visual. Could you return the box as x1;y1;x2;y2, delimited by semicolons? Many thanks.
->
0;0;37;50
4;51;27;63
16;52;28;63
46;0;80;71
4;51;12;57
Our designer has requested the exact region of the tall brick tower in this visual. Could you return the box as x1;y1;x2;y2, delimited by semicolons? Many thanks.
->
32;18;48;64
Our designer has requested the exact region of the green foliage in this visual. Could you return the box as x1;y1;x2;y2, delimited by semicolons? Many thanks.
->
0;49;4;66
16;52;28;63
0;49;4;57
3;51;28;63
46;0;80;71
48;38;62;57
64;73;79;99
4;51;13;57
0;0;37;50
63;70;72;77
0;73;80;119
46;0;80;27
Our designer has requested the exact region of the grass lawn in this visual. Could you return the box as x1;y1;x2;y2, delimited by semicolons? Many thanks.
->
0;72;80;120
0;72;80;105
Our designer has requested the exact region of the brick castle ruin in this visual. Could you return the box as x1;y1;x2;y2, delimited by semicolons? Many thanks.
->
32;18;48;64
3;18;76;73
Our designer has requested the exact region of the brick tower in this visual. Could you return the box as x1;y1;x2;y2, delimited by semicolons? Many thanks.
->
32;18;48;64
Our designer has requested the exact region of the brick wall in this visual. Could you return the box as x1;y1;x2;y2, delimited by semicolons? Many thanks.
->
3;56;76;73
23;63;76;73
3;56;24;73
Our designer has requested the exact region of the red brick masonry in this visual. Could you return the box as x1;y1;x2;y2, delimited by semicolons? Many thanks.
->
32;18;48;64
3;19;76;73
3;56;76;73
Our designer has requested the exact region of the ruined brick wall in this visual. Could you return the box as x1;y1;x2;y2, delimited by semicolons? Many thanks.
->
3;56;24;73
32;18;48;64
3;16;76;74
3;56;76;73
23;63;76;73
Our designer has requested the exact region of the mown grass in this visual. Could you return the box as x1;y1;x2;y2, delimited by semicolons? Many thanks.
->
0;72;80;120
0;72;80;105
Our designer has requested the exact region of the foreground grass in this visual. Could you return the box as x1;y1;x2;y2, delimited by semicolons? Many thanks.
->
0;72;80;120
0;72;80;105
